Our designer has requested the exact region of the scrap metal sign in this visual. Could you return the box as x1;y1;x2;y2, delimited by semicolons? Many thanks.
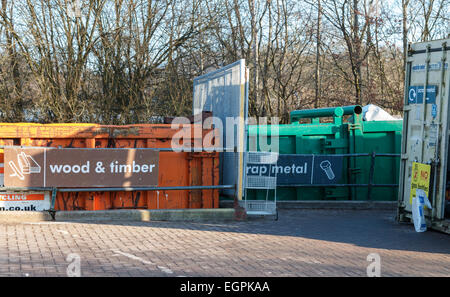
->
4;147;159;187
246;154;343;185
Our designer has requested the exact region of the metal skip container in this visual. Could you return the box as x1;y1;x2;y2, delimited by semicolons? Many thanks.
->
0;123;221;211
398;38;450;234
247;106;402;201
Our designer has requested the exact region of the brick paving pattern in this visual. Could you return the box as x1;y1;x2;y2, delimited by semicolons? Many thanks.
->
0;209;449;277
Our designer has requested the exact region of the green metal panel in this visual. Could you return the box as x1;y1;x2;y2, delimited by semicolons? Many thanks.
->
246;107;403;201
350;122;403;201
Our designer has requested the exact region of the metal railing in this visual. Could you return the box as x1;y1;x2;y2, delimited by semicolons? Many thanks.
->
1;184;236;213
0;147;400;209
0;145;236;152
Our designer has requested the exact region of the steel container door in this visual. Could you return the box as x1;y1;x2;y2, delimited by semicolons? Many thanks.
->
398;38;449;223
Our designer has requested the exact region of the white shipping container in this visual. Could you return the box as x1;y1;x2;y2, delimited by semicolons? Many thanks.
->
398;38;450;234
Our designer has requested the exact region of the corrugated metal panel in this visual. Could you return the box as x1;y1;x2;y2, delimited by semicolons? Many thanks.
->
193;60;249;198
398;38;450;232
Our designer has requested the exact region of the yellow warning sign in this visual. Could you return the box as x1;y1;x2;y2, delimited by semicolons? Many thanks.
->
410;162;431;204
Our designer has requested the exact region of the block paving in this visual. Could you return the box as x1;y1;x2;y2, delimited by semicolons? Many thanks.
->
0;209;449;277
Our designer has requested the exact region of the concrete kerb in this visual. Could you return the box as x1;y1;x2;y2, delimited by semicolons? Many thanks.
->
58;208;237;222
0;201;397;223
220;200;397;210
0;208;236;223
0;211;53;223
276;201;397;210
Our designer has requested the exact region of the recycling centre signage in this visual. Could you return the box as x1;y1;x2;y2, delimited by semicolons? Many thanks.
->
4;147;159;187
246;154;343;185
408;85;438;104
0;192;50;212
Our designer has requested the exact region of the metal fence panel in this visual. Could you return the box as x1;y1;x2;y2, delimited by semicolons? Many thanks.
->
193;60;249;198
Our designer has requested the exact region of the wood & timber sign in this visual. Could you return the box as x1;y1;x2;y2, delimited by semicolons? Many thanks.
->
4;147;159;187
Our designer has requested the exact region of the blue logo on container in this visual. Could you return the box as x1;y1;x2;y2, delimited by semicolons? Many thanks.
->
408;85;438;104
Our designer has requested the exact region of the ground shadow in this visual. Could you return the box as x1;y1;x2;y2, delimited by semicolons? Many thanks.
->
55;209;450;255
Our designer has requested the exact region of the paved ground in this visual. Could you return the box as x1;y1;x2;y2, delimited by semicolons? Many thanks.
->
0;209;449;277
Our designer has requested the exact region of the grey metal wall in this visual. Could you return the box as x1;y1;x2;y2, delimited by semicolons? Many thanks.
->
398;38;450;223
193;60;249;198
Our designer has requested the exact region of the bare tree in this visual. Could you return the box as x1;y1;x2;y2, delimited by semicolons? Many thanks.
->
0;0;447;124
314;0;322;108
0;0;30;121
0;0;106;122
321;0;376;105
